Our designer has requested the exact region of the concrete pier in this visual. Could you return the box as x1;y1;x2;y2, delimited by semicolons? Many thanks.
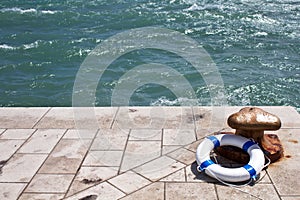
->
0;106;299;199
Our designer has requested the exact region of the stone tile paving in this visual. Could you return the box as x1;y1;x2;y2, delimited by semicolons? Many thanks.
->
0;106;299;199
0;107;50;128
66;166;118;197
120;140;161;172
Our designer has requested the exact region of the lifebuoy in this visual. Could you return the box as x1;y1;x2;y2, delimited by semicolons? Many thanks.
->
196;134;265;183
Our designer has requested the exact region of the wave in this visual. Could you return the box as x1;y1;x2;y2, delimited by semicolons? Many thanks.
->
150;96;199;106
0;7;59;14
40;10;58;14
0;40;54;51
0;7;36;14
0;44;17;50
184;3;202;11
184;3;220;11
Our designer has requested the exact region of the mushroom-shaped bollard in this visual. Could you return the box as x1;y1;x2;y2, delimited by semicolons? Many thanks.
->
227;107;283;162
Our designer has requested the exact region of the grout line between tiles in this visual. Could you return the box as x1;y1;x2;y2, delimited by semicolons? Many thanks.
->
266;170;282;200
19;191;66;195
63;129;100;198
1;129;38;166
161;129;164;156
106;181;127;197
117;129;131;175
214;183;220;200
17;129;68;199
31;107;52;129
110;107;120;129
164;182;166;200
191;107;198;140
184;167;187;182
0;129;6;135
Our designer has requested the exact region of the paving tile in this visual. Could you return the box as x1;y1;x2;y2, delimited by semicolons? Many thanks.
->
82;150;123;166
162;107;195;129
134;156;185;181
281;197;300;200
129;129;162;141
64;181;125;200
120;182;164;200
193;106;222;129
216;184;281;200
39;139;92;174
167;148;195;165
67;166;118;197
195;128;217;140
160;168;186;182
0;129;35;140
162;145;181;155
121;141;161;172
35;107;117;129
166;182;217;200
108;171;151;194
163;129;196;145
184;140;202;153
25;174;74;193
0;107;49;128
256;170;272;184
0;129;5;135
193;106;251;129
0;154;47;182
114;107;194;129
267;128;300;196
18;129;65;154
94;107;119;129
196;127;235;140
34;107;78;129
114;107;162;129
90;128;129;150
0;139;26;162
0;183;26;200
63;129;97;139
19;193;65;200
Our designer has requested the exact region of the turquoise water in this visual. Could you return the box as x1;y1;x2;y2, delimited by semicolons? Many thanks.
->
0;0;299;111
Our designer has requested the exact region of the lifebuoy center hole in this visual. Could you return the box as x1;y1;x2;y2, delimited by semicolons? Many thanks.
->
210;145;250;168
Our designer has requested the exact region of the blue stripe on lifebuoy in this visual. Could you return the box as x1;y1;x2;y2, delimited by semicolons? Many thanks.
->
199;159;214;171
207;136;220;148
242;140;256;152
243;164;257;178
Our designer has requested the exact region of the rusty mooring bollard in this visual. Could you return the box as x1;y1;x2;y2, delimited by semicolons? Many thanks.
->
216;107;284;163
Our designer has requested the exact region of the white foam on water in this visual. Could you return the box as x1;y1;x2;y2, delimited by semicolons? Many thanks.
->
184;3;202;11
0;7;59;15
150;96;199;106
40;10;58;14
23;41;39;50
0;44;17;50
253;32;268;37
0;7;37;14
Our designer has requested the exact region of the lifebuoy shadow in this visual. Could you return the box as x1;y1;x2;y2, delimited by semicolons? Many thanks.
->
190;161;259;186
190;161;217;183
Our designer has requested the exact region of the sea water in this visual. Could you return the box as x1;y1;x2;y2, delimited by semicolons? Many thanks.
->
0;0;299;111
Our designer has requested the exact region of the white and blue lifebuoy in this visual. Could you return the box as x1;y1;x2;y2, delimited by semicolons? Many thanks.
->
196;134;265;183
